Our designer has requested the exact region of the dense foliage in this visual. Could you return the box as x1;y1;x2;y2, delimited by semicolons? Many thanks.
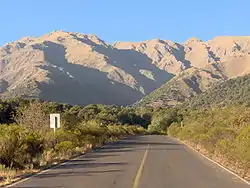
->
184;74;250;108
147;108;183;133
168;106;250;177
134;76;189;108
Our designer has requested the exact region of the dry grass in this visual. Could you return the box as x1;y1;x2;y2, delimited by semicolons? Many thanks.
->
0;169;40;186
0;166;20;187
0;142;94;186
183;140;250;181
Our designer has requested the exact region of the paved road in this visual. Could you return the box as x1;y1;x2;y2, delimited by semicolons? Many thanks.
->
8;135;249;188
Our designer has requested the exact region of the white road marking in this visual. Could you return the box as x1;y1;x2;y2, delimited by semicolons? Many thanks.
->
133;144;150;188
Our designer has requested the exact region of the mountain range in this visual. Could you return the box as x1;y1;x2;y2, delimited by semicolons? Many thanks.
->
1;31;250;106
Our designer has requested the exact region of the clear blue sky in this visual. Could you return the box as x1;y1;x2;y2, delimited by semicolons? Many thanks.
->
1;0;249;45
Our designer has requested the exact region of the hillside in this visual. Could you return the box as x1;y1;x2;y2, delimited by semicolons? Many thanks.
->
136;36;250;107
0;31;174;105
1;31;250;106
135;67;226;107
184;74;250;108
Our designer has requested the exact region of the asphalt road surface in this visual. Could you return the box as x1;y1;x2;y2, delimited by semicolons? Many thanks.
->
8;135;249;188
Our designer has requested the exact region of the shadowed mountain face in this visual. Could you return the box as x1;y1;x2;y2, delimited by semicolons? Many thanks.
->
1;31;250;106
33;42;140;105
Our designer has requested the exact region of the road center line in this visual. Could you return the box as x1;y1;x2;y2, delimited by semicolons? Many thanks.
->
132;144;149;188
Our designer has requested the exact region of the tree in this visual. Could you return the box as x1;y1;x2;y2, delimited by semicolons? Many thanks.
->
149;108;181;132
15;101;49;132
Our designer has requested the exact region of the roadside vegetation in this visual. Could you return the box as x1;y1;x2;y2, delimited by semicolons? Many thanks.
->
168;105;250;180
1;94;250;184
0;98;148;185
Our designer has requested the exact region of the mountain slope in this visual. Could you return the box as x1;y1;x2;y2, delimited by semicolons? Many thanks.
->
136;36;250;107
1;32;250;106
0;31;174;105
135;67;226;107
184;74;250;108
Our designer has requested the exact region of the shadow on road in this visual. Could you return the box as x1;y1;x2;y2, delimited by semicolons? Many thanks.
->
31;169;123;179
117;141;181;146
12;169;123;187
23;161;126;180
56;162;128;170
90;136;182;154
83;153;119;159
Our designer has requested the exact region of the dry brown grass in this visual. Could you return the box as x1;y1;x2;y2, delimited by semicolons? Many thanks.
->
0;169;40;186
182;140;250;181
0;144;94;186
0;166;19;186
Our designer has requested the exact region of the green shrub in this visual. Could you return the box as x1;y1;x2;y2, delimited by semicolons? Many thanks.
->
235;126;250;171
168;123;182;137
0;124;27;168
149;108;181;132
55;141;75;158
107;125;126;138
215;139;236;161
55;129;77;146
23;133;44;169
169;106;250;176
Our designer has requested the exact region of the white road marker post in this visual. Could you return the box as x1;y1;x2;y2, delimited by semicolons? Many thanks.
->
50;113;61;133
50;113;61;148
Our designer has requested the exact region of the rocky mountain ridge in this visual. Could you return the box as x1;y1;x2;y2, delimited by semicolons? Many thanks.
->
1;31;250;106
